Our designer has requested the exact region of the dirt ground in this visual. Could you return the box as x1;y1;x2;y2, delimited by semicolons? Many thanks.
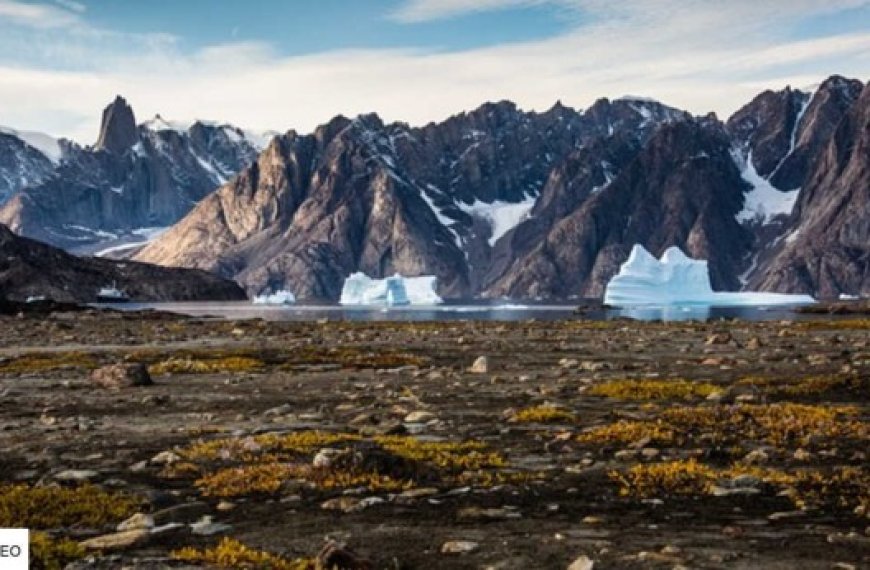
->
0;309;868;569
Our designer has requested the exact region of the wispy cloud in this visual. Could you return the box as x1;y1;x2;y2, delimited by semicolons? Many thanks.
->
0;1;866;143
389;0;548;22
54;0;86;13
0;0;80;28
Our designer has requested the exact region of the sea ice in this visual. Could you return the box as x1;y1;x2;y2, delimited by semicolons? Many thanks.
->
252;290;296;305
340;273;442;306
604;245;815;307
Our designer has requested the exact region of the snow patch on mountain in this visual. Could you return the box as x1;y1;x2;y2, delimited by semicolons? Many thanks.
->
0;126;62;163
734;150;799;224
458;195;536;246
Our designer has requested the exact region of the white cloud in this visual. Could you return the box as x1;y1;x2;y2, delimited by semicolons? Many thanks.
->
0;0;80;28
54;0;85;13
0;1;866;143
390;0;548;22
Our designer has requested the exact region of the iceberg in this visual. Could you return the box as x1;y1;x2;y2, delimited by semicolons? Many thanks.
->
604;245;815;307
339;273;443;306
252;290;296;305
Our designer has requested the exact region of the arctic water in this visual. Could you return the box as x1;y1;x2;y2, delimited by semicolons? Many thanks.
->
115;300;816;322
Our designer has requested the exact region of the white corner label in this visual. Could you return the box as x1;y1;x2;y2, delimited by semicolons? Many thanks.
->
0;529;29;570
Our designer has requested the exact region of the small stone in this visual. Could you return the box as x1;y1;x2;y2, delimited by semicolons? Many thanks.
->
313;448;343;468
80;529;149;551
54;469;99;482
150;451;181;466
469;356;489;374
567;555;594;570
321;496;365;513
90;363;152;389
216;500;236;512
705;332;732;345
742;449;769;465
404;410;436;423
441;540;479;554
640;448;660;460
458;507;521;521
190;515;232;536
117;513;154;531
746;337;762;350
582;516;604;525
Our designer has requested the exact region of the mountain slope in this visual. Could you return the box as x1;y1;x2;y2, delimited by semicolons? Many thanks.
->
0;128;62;206
0;96;266;251
0;223;245;302
137;98;689;299
485;117;752;298
752;83;870;297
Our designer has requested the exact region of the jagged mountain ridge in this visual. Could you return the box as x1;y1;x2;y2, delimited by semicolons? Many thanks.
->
0;96;269;252
137;76;868;300
136;97;690;299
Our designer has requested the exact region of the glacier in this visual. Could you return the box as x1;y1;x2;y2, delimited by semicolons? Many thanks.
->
604;245;815;307
252;290;296;305
340;273;442;306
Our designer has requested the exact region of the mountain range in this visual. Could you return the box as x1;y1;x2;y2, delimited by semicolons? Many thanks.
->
1;74;867;301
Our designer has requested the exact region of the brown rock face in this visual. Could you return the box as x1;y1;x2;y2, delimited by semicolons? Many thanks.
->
0;223;246;302
90;363;153;389
95;95;138;154
137;99;688;300
753;83;870;298
486;118;752;298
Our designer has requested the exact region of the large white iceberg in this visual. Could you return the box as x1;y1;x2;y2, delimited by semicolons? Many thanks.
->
604;245;815;307
252;290;296;305
340;273;443;306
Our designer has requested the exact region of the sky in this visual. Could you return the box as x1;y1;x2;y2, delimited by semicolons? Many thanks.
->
0;0;867;143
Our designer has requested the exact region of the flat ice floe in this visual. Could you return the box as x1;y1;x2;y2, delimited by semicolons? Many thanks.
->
604;245;815;307
340;273;442;306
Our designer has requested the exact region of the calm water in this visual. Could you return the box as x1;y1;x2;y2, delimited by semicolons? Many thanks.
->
112;300;815;322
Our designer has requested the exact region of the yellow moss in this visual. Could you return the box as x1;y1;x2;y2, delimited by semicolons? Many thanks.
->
0;352;98;374
185;431;508;497
276;346;428;370
374;436;507;472
512;405;577;424
610;459;716;498
612;461;869;513
660;403;866;447
0;485;138;529
581;403;865;450
30;532;86;570
148;356;265;375
577;420;677;445
173;537;314;570
588;378;717;400
739;374;869;397
180;432;362;463
195;463;296;498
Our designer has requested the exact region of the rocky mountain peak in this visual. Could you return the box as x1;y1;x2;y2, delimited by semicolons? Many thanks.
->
95;95;138;154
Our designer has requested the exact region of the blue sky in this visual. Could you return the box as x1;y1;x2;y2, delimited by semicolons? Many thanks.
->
0;0;867;142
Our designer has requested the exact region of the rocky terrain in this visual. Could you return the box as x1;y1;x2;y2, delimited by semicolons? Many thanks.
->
0;97;268;252
0;223;246;303
0;311;867;569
